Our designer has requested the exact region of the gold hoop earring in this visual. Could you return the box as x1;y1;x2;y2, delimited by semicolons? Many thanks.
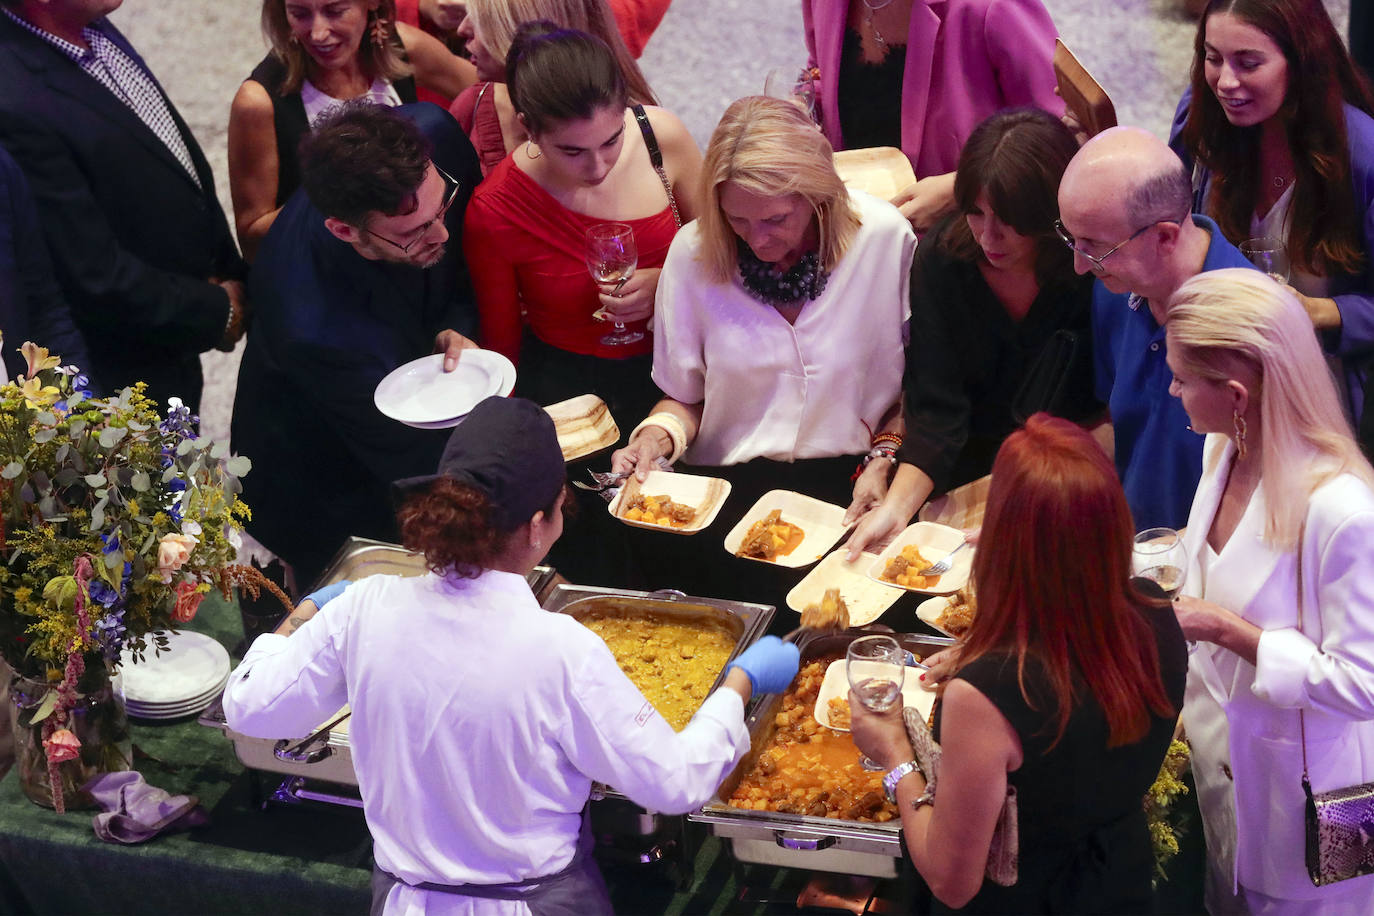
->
1232;409;1248;461
524;140;542;160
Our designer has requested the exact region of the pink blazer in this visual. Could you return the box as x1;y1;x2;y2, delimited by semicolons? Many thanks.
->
803;0;1063;179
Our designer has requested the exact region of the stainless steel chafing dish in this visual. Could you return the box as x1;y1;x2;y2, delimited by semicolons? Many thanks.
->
689;629;955;878
203;537;556;804
541;584;774;865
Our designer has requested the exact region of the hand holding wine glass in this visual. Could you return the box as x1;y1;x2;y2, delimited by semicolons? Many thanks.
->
585;222;643;346
847;635;906;771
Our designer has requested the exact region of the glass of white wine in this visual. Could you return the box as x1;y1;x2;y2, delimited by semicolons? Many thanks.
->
585;222;642;347
1239;237;1290;285
1132;527;1187;599
846;635;906;771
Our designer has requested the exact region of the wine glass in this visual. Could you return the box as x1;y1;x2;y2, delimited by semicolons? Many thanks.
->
1239;237;1291;285
1132;527;1187;600
763;67;818;122
846;635;906;771
585;223;643;347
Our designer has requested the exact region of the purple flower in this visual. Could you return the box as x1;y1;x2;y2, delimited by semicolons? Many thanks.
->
93;608;127;663
89;580;120;607
100;530;120;554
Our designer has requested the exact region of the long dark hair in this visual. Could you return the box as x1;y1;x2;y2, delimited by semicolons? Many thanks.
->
941;108;1079;287
957;414;1175;749
506;22;627;135
1181;0;1374;276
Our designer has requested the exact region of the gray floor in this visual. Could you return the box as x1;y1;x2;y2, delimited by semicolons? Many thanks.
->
106;0;1350;445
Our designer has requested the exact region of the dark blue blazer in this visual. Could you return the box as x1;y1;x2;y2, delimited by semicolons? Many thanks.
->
231;103;483;586
0;15;244;411
0;145;92;383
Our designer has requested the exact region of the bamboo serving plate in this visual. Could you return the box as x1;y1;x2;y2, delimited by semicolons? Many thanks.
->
544;394;620;462
832;147;916;202
608;469;732;535
723;490;850;568
786;549;902;626
868;522;974;595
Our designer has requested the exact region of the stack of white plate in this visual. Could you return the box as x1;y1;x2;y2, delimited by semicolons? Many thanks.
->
118;630;232;720
373;350;517;429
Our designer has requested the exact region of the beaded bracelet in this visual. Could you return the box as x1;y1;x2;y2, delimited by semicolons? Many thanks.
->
871;431;903;450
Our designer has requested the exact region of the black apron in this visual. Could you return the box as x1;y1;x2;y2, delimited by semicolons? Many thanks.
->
369;819;611;916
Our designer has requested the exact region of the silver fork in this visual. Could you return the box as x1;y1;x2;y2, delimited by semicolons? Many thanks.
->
917;539;970;576
571;469;630;492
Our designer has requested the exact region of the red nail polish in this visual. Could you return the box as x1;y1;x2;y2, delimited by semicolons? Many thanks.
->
919;673;926;681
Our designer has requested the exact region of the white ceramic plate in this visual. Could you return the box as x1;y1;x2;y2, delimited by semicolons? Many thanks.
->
786;550;901;626
373;350;516;427
868;522;974;595
723;491;850;568
119;631;232;705
607;470;732;534
813;658;936;731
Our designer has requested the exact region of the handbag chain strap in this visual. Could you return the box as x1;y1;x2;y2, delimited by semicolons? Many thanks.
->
631;105;683;229
1296;521;1311;785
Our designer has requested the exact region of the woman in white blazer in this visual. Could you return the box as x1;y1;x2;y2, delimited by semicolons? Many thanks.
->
1165;268;1374;914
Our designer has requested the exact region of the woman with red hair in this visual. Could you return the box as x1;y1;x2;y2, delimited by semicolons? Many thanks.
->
851;413;1186;913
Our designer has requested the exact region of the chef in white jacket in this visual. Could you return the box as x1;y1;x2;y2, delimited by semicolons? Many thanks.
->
222;396;801;916
1164;270;1374;914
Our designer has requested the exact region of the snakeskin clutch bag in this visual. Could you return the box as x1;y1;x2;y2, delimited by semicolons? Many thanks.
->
1304;776;1374;886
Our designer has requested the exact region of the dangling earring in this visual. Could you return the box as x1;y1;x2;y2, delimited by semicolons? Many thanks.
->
524;140;542;160
1232;409;1248;460
368;9;389;50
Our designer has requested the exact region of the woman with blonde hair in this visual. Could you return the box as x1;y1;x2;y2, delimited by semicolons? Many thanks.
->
612;95;914;605
451;0;655;174
229;0;477;258
1166;267;1374;912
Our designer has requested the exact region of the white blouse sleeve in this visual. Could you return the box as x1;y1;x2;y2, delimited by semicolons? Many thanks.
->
1253;483;1374;718
221;597;353;739
556;636;750;814
650;225;708;405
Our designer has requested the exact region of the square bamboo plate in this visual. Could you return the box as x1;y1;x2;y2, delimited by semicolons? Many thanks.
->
868;522;973;595
607;470;731;534
832;147;916;202
786;550;901;626
723;490;850;568
813;659;936;731
1054;39;1117;138
544;394;620;462
916;595;960;637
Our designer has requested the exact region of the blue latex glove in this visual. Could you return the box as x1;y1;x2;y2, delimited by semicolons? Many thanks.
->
727;636;800;696
303;579;352;609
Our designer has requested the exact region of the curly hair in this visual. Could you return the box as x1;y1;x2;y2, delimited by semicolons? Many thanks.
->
1181;0;1374;276
298;101;432;226
397;478;571;578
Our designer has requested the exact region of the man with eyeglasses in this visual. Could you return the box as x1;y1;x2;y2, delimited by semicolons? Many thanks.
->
232;101;484;591
1057;126;1254;530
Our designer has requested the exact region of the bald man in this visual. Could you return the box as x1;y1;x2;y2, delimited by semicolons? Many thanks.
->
1057;127;1254;529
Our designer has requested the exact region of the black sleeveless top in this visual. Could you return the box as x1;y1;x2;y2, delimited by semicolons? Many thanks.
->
247;53;419;207
932;591;1187;914
836;28;905;151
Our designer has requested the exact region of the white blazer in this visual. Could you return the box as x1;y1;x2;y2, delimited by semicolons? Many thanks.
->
1180;435;1374;901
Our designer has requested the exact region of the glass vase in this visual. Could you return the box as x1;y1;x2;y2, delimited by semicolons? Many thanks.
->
8;662;132;810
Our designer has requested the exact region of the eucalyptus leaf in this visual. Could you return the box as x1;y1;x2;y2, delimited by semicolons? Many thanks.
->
176;439;194;457
68;419;87;437
37;495;55;517
30;471;50;494
35;411;55;426
226;455;252;477
89;508;103;531
33;428;56;444
17;482;33;504
98;428;119;449
1;462;23;480
54;468;79;487
104;550;122;570
55;444;70;463
83;474;105;487
28;690;58;725
210;441;228;460
127;421;150;432
131;471;150;492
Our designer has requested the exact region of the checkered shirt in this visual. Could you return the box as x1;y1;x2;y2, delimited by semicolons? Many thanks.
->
4;10;201;188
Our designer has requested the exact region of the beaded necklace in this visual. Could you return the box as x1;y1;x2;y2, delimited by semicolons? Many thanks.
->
736;239;829;307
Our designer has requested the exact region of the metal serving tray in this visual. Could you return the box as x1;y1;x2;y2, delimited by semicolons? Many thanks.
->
206;537;555;792
689;629;955;878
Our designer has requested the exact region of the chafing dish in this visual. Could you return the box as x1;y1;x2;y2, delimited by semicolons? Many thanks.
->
204;538;555;803
541;584;774;868
689;629;954;878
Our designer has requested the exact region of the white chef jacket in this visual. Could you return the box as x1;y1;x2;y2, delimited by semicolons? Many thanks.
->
653;190;914;466
222;570;750;912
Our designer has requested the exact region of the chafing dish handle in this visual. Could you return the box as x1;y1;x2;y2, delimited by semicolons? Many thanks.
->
774;832;838;851
274;737;333;765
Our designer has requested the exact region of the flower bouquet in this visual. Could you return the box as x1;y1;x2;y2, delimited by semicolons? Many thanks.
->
0;343;252;811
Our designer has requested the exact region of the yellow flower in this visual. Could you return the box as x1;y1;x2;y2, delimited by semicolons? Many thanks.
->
128;500;140;517
13;586;32;604
18;376;59;409
19;342;60;378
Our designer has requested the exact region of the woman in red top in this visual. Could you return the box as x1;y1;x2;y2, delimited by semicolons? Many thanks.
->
462;21;699;432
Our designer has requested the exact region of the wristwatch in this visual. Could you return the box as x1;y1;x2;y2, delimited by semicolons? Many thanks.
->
883;760;921;804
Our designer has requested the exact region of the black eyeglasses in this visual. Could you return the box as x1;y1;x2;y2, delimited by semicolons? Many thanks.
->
1053;217;1183;273
362;164;461;254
